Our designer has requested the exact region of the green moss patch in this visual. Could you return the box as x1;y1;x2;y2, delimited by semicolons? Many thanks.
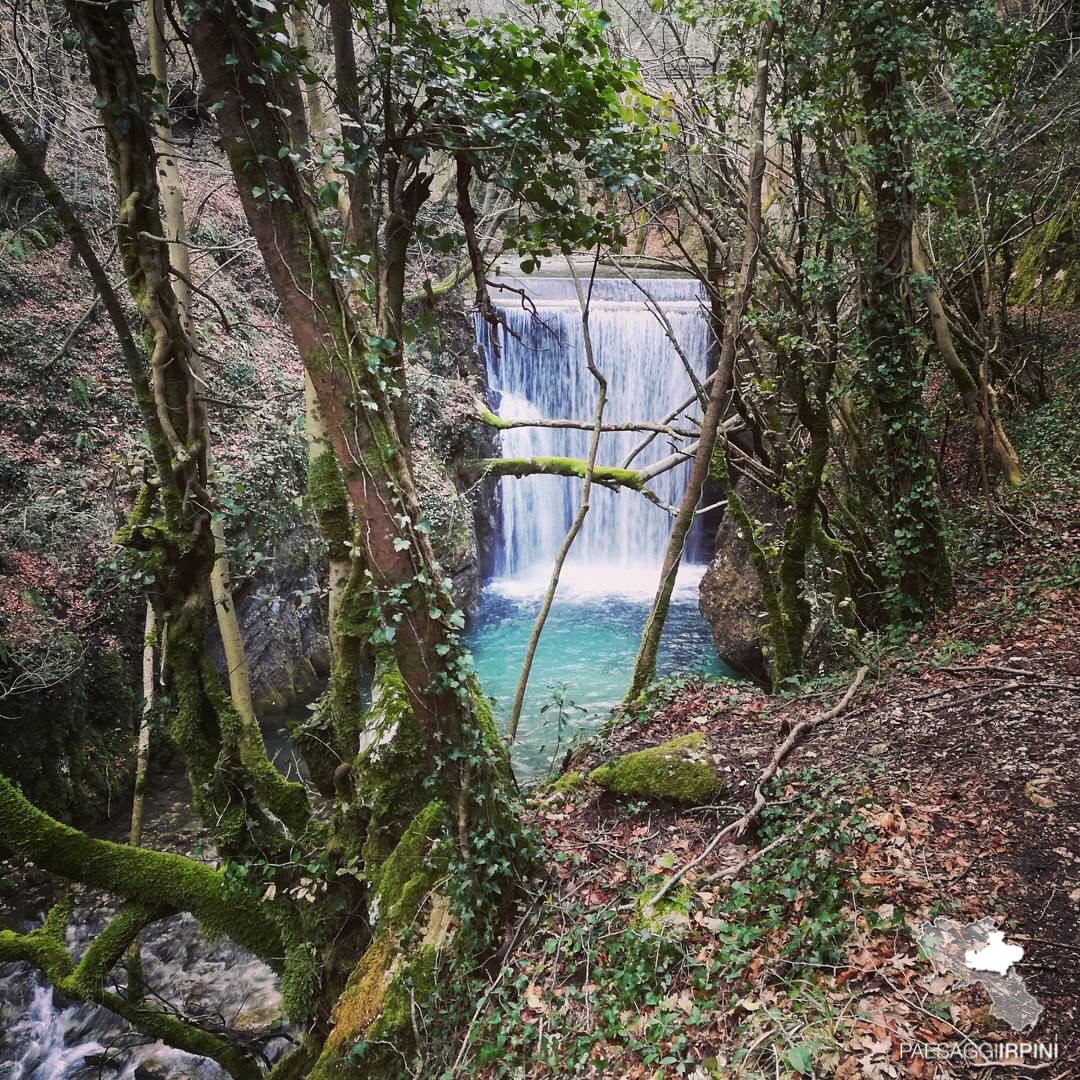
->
311;802;455;1078
550;770;584;796
590;733;725;804
1011;200;1080;309
632;881;693;939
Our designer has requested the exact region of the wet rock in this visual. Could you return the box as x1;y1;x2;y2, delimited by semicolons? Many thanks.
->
134;1064;171;1080
207;525;330;715
698;478;786;687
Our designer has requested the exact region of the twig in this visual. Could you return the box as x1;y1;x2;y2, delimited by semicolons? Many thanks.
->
926;680;1021;710
167;264;231;332
643;666;868;914
943;664;1039;678
940;665;1080;693
706;809;822;883
1011;935;1080;953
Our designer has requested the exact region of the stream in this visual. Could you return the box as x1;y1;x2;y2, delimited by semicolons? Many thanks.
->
0;758;291;1079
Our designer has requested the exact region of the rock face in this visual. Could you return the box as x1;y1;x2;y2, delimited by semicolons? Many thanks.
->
208;525;331;715
208;363;496;715
412;445;482;610
698;479;786;687
408;361;500;608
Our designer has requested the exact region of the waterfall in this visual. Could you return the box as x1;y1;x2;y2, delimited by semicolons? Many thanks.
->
477;273;711;590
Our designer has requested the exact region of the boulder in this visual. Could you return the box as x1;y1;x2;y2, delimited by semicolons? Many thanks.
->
698;478;786;687
590;733;725;804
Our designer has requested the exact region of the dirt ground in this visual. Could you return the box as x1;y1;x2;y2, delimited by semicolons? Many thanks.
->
512;490;1080;1078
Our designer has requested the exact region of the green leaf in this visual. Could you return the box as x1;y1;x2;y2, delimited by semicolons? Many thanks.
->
787;1042;816;1074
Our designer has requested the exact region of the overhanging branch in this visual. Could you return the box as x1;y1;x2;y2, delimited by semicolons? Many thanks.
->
473;456;646;490
0;772;284;969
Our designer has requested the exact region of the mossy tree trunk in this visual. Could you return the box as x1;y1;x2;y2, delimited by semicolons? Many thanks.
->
147;0;263;744
853;7;954;619
186;2;527;1070
189;0;451;738
711;124;848;688
65;0;308;843
911;226;1022;487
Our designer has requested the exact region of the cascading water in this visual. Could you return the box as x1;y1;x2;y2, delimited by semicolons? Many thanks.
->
0;762;291;1080
468;270;731;778
478;274;711;588
0;909;287;1079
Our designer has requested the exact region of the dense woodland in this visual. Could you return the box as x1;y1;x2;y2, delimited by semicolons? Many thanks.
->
0;0;1078;1076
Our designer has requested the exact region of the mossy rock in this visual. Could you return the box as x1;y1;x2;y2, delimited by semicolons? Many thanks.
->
548;770;584;797
1011;200;1080;309
590;733;725;804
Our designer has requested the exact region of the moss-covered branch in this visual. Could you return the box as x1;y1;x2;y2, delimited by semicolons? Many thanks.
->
0;772;284;967
72;902;166;995
474;456;645;489
472;456;680;514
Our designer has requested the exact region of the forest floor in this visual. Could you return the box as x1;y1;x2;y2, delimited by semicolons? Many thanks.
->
454;349;1080;1077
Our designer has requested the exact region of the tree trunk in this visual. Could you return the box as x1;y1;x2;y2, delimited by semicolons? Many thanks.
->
854;9;953;618
911;227;1022;486
63;0;308;846
188;2;469;735
185;6;526;994
148;0;262;730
